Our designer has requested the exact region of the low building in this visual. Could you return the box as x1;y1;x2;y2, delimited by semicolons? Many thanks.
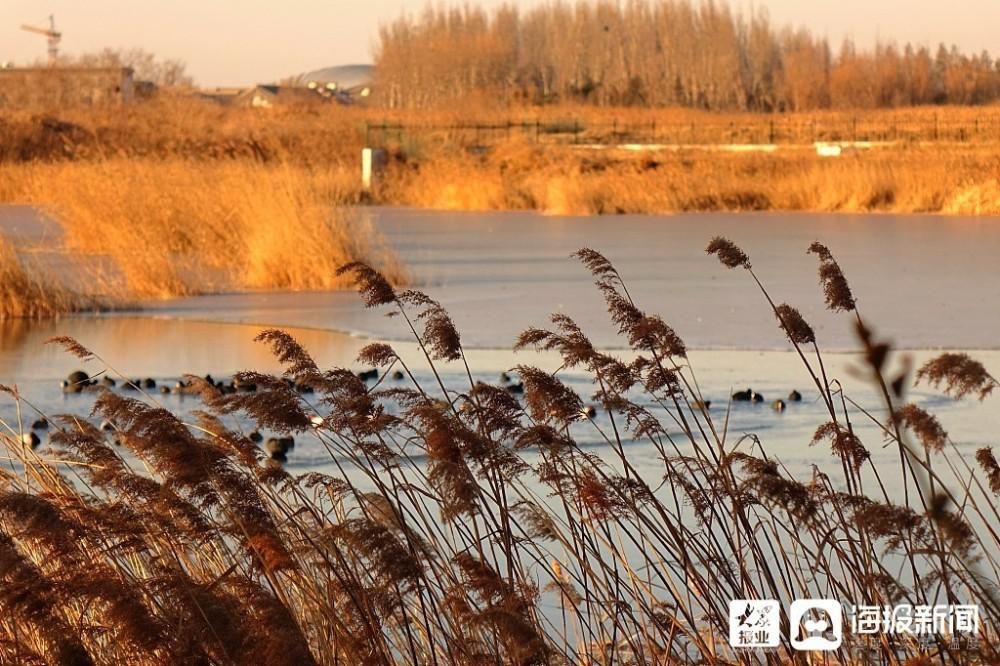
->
235;84;330;108
297;64;374;105
0;66;135;108
195;86;245;106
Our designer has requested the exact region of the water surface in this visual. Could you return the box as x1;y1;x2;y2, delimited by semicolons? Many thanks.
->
144;208;1000;351
1;206;997;492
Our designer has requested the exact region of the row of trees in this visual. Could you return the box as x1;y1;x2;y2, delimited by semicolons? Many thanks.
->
374;1;1000;110
45;48;193;87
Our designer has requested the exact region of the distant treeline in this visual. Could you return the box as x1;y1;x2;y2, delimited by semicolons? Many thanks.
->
374;1;1000;110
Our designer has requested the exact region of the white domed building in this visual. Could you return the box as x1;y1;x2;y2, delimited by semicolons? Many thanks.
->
296;64;374;104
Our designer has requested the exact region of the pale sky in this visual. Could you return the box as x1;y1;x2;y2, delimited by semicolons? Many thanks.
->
2;0;999;87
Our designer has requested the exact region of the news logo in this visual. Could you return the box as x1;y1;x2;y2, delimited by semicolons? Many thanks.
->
728;599;781;648
789;599;843;651
727;598;980;651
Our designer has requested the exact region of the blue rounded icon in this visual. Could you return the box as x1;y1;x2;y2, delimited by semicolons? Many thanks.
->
790;599;843;651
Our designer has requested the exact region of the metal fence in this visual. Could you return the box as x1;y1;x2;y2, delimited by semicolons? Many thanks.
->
365;115;1000;149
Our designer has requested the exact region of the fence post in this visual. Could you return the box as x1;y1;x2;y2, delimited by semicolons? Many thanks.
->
769;119;775;144
852;116;857;143
934;113;939;141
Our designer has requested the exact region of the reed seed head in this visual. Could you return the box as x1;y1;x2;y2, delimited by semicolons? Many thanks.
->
337;262;397;307
808;242;856;312
916;352;996;400
774;303;816;345
894;404;948;451
706;237;751;269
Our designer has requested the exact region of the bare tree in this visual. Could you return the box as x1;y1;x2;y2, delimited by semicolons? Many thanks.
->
373;0;1000;110
58;48;194;88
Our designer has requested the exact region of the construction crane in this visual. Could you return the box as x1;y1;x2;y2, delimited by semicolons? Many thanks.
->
21;15;61;65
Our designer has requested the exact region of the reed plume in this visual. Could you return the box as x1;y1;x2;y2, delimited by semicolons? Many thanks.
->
917;352;998;400
0;242;995;664
808;241;857;312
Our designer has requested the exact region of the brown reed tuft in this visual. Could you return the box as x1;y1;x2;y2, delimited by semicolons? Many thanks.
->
576;469;614;520
852;500;931;552
357;342;399;368
408;402;481;522
399;290;462;362
894;404;948;451
728;453;819;521
706;236;751;269
927;493;976;556
0;240;996;664
202;372;312;432
808;241;857;312
976;448;1000;494
812;422;870;471
337;262;398;308
774;303;816;345
254;329;320;377
45;335;96;361
515;365;585;424
571;248;686;359
917;352;997;400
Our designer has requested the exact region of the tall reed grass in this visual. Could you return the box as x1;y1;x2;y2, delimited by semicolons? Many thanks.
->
0;236;99;319
1;242;997;663
382;138;1000;215
5;101;1000;222
4;101;996;164
0;159;405;304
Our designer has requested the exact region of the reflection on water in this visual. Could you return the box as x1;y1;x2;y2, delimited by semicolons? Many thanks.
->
143;208;1000;350
0;317;366;383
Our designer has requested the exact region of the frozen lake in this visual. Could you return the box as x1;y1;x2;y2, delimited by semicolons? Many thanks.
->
0;206;997;498
141;208;1000;351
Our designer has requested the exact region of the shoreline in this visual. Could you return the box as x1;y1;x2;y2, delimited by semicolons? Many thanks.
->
4;204;1000;351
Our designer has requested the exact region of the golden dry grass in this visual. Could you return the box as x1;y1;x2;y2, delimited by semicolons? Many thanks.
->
5;100;1000;164
2;100;999;318
0;159;404;304
382;138;1000;215
0;98;371;165
1;249;999;663
0;236;99;319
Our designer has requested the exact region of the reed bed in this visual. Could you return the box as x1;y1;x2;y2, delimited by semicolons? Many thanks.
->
5;102;1000;224
0;236;101;320
0;159;405;304
381;139;1000;215
0;100;371;165
4;102;1000;165
0;242;997;664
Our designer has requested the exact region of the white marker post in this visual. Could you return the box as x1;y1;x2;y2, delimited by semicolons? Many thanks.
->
361;147;387;193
